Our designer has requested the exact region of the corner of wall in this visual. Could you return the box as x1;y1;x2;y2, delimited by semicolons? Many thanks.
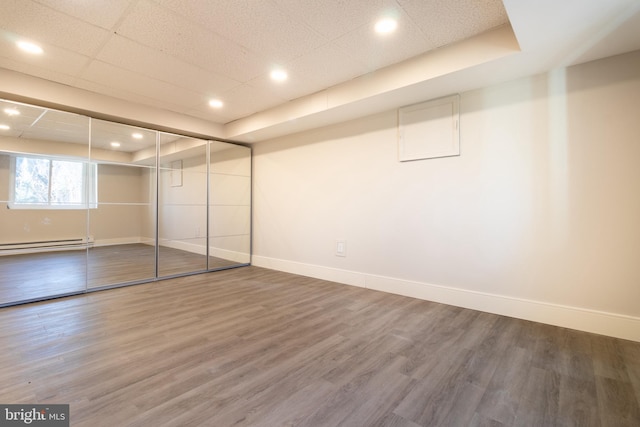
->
252;255;640;342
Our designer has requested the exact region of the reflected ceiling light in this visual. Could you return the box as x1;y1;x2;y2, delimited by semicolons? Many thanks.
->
209;99;224;108
4;108;20;116
270;69;288;82
17;40;43;54
375;18;397;34
110;142;121;148
0;124;10;130
132;132;143;139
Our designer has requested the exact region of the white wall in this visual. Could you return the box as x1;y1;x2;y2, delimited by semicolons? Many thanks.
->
252;50;640;341
155;141;252;263
0;153;145;246
158;149;208;253
209;143;252;263
90;163;147;245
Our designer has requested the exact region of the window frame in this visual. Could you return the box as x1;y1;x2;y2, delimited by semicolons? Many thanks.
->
8;154;98;210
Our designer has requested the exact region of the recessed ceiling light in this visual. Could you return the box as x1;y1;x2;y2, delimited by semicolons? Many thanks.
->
110;142;121;148
4;108;20;116
270;69;288;82
375;18;397;34
209;99;224;108
132;133;143;139
17;41;43;55
0;124;10;130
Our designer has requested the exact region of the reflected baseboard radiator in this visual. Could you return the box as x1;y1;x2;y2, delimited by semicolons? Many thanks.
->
0;236;95;254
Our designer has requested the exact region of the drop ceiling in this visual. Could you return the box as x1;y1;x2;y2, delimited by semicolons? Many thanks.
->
1;0;639;143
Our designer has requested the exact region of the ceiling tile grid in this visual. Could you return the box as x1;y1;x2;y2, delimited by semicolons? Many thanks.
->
154;0;331;64
246;43;370;103
1;0;512;126
0;30;90;78
74;77;188;116
270;0;388;40
95;35;241;97
0;55;77;88
31;0;136;30
115;0;271;83
0;99;89;144
0;0;112;57
398;0;509;47
329;5;435;73
20;109;89;145
80;60;206;110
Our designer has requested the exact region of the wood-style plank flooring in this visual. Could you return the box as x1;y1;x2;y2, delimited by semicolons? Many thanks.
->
0;266;639;426
0;244;242;305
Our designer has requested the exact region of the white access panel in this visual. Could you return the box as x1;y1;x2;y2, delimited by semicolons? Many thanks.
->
398;94;460;161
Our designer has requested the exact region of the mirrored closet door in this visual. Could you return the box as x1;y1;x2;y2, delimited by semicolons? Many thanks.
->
157;132;208;278
88;119;158;289
0;99;251;307
208;141;251;269
0;100;90;304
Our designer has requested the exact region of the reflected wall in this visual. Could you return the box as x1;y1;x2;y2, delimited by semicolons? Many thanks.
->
0;99;251;306
0;100;89;304
88;119;158;288
158;133;208;277
209;141;251;267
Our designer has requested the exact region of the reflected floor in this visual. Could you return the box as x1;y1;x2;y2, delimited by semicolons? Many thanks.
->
0;244;242;305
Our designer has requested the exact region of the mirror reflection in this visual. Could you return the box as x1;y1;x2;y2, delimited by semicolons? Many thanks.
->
88;119;157;288
158;132;208;277
209;141;251;268
0;99;251;307
0;100;90;304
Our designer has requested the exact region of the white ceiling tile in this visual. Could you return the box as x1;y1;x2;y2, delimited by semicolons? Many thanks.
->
155;0;329;63
248;43;370;101
80;61;203;110
172;66;243;101
286;43;371;88
75;78;170;111
331;7;435;72
32;0;134;30
270;0;386;40
398;0;508;47
0;0;111;56
116;0;270;82
0;30;90;80
96;35;242;95
0;0;521;129
0;56;78;88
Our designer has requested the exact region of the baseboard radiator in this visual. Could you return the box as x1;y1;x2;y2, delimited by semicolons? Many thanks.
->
0;237;94;254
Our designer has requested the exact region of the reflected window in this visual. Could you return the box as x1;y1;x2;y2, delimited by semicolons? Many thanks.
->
9;155;97;209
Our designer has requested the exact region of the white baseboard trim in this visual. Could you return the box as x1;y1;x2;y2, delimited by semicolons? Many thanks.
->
93;237;143;247
157;240;250;263
159;240;207;255
209;247;250;263
95;238;249;264
252;255;640;342
252;256;366;288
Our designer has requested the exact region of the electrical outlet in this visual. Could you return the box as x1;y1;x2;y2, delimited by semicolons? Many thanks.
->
336;240;346;257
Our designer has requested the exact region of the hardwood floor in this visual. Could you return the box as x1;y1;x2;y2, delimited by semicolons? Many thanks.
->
0;266;638;426
0;244;243;305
